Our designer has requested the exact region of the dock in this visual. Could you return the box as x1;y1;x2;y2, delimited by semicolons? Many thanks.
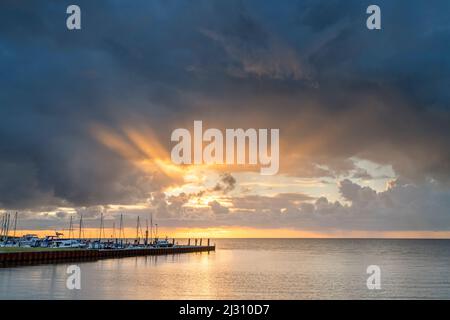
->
0;245;215;268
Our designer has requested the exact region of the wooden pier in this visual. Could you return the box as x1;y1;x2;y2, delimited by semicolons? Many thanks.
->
0;245;215;267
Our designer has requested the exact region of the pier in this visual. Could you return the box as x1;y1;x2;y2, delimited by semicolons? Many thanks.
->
0;245;215;267
1;212;216;268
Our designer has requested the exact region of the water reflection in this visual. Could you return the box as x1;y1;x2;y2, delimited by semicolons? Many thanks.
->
1;239;450;299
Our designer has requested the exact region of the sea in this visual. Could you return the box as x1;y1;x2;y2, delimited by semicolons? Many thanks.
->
1;239;450;299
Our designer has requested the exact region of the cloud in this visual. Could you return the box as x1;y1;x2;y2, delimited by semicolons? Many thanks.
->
7;176;450;233
231;192;315;212
339;179;377;206
208;200;229;214
212;173;237;193
292;178;450;231
351;168;373;180
194;178;450;232
200;27;308;81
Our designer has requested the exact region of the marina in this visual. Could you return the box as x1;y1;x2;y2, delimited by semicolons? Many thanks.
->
0;244;215;267
0;212;215;267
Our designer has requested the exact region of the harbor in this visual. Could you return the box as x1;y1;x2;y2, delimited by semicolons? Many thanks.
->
0;244;215;267
0;212;215;267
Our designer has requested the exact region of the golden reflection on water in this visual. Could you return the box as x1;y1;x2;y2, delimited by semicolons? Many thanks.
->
83;251;223;299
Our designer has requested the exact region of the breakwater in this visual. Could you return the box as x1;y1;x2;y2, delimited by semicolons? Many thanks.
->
0;245;215;267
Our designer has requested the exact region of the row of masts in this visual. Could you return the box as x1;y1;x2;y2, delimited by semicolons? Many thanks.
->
0;212;18;240
67;214;85;239
68;213;159;244
2;212;160;244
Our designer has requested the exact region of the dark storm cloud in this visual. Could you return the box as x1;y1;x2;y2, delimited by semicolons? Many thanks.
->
0;0;450;211
213;173;236;193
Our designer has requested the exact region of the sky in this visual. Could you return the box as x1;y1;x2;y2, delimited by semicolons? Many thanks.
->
1;0;450;238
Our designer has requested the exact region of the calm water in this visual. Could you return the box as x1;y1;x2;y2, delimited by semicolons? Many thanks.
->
1;239;450;299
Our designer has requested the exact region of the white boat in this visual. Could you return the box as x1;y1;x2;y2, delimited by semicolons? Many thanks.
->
51;239;84;248
153;239;172;248
19;234;40;247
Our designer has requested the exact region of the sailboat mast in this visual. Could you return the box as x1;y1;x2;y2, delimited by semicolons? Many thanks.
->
78;214;83;240
68;215;73;239
150;213;153;244
136;216;140;244
112;221;115;239
4;213;10;242
119;214;124;239
1;213;5;238
12;212;17;238
145;219;149;246
99;212;104;241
